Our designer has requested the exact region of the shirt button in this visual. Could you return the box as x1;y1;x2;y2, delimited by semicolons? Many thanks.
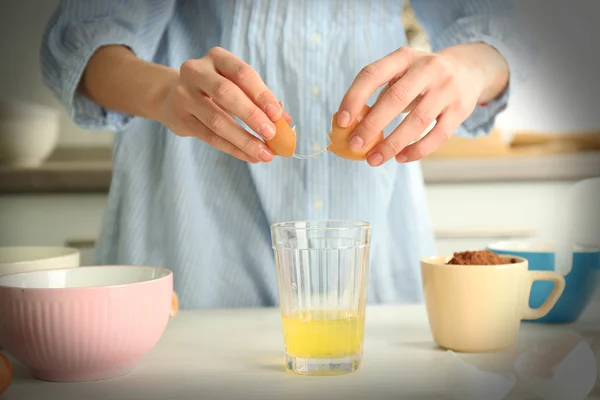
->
313;198;323;212
310;85;320;96
310;32;322;45
311;142;322;153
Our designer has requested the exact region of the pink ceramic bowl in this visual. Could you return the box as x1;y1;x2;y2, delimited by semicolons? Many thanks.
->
0;265;173;382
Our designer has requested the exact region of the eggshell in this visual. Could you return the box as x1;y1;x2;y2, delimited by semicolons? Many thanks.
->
265;118;296;157
0;353;13;396
171;292;179;317
327;104;384;160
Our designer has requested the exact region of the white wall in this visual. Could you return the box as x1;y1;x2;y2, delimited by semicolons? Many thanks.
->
0;194;108;265
496;0;600;133
0;0;598;148
0;181;577;262
0;0;113;147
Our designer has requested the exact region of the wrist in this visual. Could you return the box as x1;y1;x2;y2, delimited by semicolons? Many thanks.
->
143;64;179;124
438;42;510;104
81;45;179;123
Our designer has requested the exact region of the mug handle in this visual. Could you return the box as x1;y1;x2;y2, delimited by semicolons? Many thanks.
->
523;271;566;320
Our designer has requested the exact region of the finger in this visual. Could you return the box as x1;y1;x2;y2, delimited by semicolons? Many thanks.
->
180;114;260;164
350;63;434;153
192;94;274;162
185;64;277;142
283;111;292;125
279;101;293;125
377;82;420;113
208;46;283;121
222;102;290;130
366;83;452;166
395;109;461;163
337;47;416;128
376;72;405;102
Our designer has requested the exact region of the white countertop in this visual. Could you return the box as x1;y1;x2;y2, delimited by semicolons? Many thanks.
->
3;304;600;400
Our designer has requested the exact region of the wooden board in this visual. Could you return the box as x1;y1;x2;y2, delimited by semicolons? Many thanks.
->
511;131;600;148
427;130;600;159
428;129;510;158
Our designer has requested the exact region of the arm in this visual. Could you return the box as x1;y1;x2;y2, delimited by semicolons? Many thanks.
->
40;0;176;131
336;0;532;166
41;1;287;163
79;45;178;123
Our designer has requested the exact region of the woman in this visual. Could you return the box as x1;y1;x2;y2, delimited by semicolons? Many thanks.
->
41;0;525;308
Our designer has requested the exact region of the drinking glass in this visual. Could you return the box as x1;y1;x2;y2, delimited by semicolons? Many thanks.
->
270;220;372;375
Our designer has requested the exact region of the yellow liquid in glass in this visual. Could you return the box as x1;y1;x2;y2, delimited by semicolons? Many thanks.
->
281;309;365;359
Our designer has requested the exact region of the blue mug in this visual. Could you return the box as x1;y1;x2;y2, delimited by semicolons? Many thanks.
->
487;241;600;323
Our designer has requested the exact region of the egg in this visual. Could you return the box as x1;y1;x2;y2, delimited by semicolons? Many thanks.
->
265;104;384;160
171;291;179;317
265;118;296;157
0;353;13;396
327;104;384;160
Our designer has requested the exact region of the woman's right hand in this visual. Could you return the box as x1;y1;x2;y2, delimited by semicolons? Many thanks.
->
155;46;291;163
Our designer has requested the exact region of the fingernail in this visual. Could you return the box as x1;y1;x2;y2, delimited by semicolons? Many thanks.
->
367;152;383;167
396;154;408;163
265;103;282;120
260;123;276;140
349;135;364;151
259;147;274;162
337;110;351;127
278;101;285;109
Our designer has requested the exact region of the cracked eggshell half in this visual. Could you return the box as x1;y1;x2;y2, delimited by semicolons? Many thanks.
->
327;104;384;161
265;118;296;157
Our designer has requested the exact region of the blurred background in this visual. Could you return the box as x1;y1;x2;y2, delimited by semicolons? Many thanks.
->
0;0;599;265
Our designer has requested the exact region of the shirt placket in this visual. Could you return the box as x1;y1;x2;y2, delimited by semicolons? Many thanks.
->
304;22;330;221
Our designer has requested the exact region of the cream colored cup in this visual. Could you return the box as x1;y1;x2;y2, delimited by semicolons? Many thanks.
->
421;255;566;353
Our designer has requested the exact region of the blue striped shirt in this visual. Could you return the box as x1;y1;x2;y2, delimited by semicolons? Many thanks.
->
41;0;526;309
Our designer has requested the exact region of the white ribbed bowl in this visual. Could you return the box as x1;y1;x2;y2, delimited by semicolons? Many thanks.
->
0;100;60;167
0;246;80;350
0;265;173;382
0;246;80;277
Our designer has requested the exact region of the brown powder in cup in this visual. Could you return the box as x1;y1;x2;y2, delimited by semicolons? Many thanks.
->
446;250;518;265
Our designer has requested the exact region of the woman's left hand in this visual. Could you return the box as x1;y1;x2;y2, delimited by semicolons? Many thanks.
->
337;43;509;166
